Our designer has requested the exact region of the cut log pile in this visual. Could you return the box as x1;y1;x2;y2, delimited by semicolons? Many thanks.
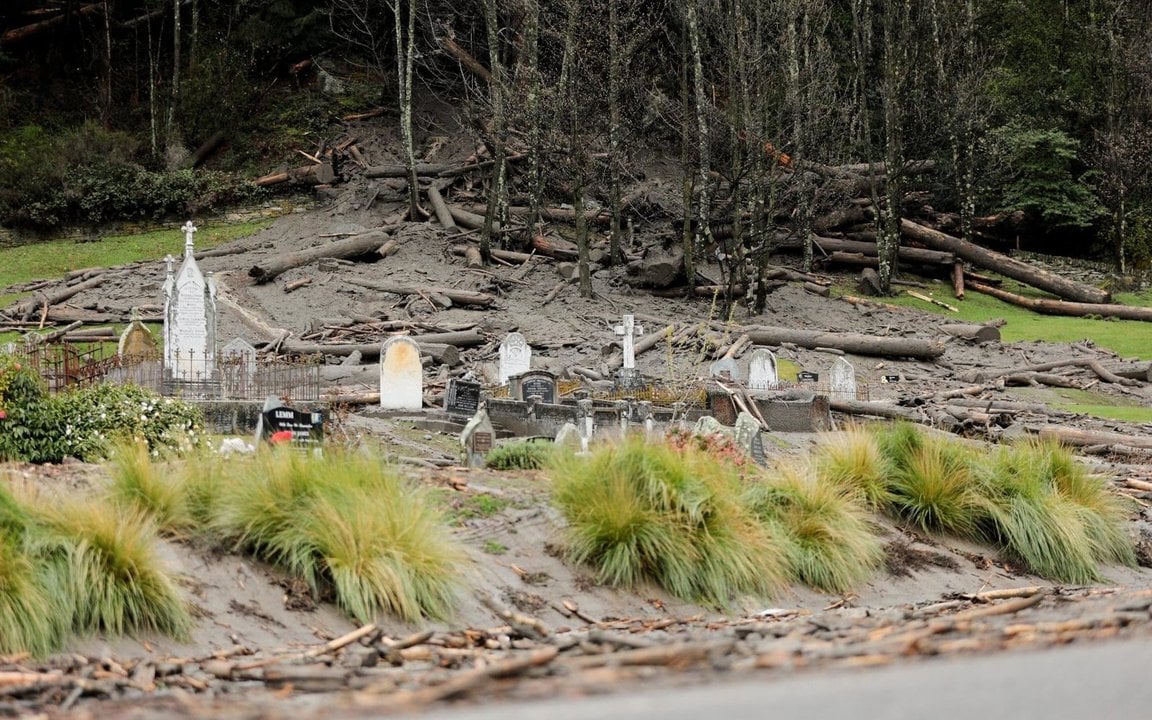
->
3;586;1150;714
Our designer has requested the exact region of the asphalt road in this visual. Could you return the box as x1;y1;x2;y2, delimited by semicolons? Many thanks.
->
420;639;1152;720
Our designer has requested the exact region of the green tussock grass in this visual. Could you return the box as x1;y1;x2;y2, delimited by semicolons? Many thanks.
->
859;423;1136;583
812;425;894;509
887;434;983;537
0;219;271;306
549;438;787;606
107;440;192;535
485;439;556;470
748;461;884;594
205;449;466;623
867;278;1152;360
0;484;64;655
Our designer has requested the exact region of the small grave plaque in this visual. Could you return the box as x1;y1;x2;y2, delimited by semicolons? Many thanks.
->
797;371;820;383
445;379;482;416
515;370;557;404
706;386;738;426
260;404;324;447
461;409;496;468
882;374;902;384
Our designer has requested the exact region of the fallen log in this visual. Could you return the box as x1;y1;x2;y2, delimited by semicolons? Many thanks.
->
967;281;1152;322
2;4;102;44
738;325;945;359
811;235;955;266
255;162;336;187
828;398;923;421
1031;425;1152;450
952;260;966;300
531;234;580;260
469;204;613;227
280;341;462;365
449;245;537;265
447;207;500;232
940;323;1001;343
7;274;107;320
248;229;395;283
426;185;456;230
964;358;1142;386
345;279;495;308
901;220;1111;304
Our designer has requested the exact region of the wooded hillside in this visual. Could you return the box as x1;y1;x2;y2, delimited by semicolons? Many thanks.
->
1;0;1150;294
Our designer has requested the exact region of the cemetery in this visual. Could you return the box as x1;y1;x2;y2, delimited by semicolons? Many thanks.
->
2;211;1152;714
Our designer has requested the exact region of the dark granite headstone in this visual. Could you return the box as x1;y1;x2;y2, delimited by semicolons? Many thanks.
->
261;405;324;447
750;433;767;466
706;386;738;426
515;370;557;404
445;379;482;416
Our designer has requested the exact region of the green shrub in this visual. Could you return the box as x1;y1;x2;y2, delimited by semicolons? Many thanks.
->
0;356;202;463
549;438;786;606
748;461;883;594
486;440;556;470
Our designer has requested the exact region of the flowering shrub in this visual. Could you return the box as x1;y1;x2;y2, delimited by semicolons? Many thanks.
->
0;355;202;463
665;428;755;470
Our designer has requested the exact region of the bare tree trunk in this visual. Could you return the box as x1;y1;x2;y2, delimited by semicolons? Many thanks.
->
481;0;507;261
395;0;420;219
520;0;543;245
686;0;712;281
606;0;625;266
679;17;696;290
166;0;182;149
147;17;158;158
875;0;907;293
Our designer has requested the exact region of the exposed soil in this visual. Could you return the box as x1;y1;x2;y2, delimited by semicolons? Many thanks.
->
5;114;1152;716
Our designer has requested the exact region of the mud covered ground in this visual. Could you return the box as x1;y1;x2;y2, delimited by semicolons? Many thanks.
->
5;122;1152;716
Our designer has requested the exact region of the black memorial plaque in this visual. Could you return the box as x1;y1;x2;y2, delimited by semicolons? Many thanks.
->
797;371;820;383
472;431;493;452
518;371;557;404
445;379;482;416
882;375;901;384
262;406;324;447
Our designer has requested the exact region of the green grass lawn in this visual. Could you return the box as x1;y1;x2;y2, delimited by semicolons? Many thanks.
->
857;277;1152;360
0;220;272;306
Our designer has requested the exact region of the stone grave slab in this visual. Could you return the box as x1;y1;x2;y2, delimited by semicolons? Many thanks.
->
829;357;857;401
445;378;482;417
709;357;741;382
747;348;778;391
498;332;531;385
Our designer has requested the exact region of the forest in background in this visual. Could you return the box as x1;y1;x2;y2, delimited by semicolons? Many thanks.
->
1;0;1150;287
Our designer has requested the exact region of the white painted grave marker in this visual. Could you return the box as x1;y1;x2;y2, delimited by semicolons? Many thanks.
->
498;332;531;385
828;357;857;401
747;348;778;390
613;314;644;370
379;336;423;409
164;221;217;380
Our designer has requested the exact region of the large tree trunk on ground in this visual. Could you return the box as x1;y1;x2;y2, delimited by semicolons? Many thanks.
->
939;323;1001;343
255;162;336;187
449;245;536;265
900;219;1111;304
344;279;495;308
968;281;1152;322
6;274;107;320
281;341;461;365
737;324;945;359
248;229;394;283
1032;425;1152;450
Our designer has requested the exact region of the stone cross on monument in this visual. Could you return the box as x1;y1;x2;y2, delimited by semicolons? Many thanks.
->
614;314;644;370
182;220;198;256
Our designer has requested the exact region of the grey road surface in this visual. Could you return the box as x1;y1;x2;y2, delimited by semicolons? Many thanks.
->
419;639;1152;720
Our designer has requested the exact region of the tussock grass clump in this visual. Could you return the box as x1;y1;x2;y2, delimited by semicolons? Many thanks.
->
974;439;1134;583
0;485;62;655
887;435;983;537
30;499;192;639
812;426;894;509
748;461;883;593
486;440;556;470
108;440;192;534
549;438;787;606
209;449;466;623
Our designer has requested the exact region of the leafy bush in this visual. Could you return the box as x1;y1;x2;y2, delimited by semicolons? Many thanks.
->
0;122;263;230
748;461;883;594
486;439;556;470
0;354;202;463
549;438;786;606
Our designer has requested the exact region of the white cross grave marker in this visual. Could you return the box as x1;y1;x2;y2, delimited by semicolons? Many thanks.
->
614;314;644;370
182;220;198;255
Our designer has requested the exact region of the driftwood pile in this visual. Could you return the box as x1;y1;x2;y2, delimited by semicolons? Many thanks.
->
6;587;1151;715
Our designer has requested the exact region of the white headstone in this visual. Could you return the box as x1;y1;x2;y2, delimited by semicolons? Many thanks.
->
379;336;423;410
709;357;742;382
221;337;258;395
164;221;217;381
829;357;857;401
613;314;645;370
747;349;778;391
498;332;531;385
